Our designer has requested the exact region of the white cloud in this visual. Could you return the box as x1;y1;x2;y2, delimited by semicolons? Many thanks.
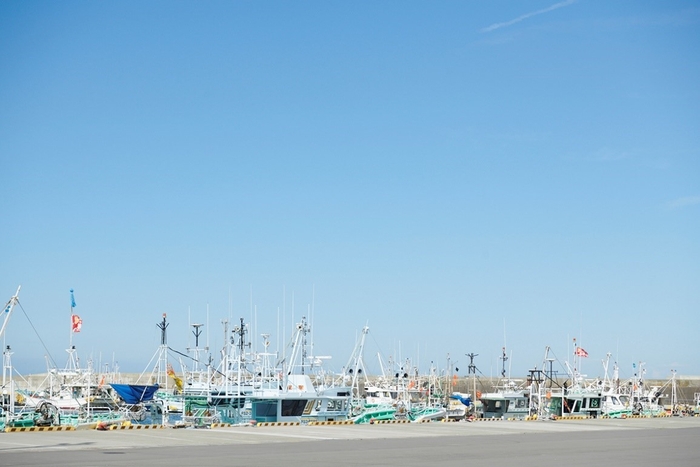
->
667;196;700;210
481;0;577;33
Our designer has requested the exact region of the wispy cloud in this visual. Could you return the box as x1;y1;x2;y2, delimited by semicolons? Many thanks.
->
481;0;577;33
667;196;700;210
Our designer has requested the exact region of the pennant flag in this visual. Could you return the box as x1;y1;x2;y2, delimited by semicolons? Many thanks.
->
71;314;82;333
575;347;588;358
70;289;76;308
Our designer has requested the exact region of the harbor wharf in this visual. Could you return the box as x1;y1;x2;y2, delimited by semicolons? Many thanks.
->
1;416;699;466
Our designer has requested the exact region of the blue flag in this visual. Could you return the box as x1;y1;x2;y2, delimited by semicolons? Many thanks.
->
70;289;76;308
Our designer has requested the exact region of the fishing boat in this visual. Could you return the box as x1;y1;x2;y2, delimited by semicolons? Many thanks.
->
601;392;632;418
248;317;352;424
352;404;397;423
3;288;126;430
476;347;531;420
529;345;603;419
539;386;603;418
344;330;454;424
250;373;352;423
478;381;531;420
445;395;470;420
594;354;633;418
179;318;257;426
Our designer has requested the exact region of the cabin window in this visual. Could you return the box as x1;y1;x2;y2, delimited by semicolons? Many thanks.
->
253;401;277;418
514;399;527;409
563;398;581;413
484;400;508;413
549;398;563;416
281;399;307;417
327;399;343;411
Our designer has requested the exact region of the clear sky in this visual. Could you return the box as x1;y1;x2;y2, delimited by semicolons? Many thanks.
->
1;1;698;381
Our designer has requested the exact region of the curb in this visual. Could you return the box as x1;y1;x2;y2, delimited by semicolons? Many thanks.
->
4;425;76;432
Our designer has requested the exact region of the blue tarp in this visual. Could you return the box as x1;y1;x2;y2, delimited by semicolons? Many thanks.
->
450;393;472;407
110;383;159;404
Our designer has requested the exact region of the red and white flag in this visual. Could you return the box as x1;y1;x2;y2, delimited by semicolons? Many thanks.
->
575;347;588;358
71;314;82;333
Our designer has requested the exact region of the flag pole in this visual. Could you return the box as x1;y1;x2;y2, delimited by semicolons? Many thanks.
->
66;289;79;371
69;289;75;350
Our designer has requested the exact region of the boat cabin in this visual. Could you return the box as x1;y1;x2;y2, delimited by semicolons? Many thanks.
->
250;375;351;423
543;390;603;418
479;391;530;419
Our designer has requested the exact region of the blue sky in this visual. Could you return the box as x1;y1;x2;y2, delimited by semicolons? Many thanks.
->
1;1;698;381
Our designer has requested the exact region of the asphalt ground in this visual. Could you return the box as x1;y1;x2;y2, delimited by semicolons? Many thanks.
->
1;417;699;466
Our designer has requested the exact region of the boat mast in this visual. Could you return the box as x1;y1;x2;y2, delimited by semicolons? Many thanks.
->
260;333;271;384
671;369;678;415
445;354;452;409
1;286;19;417
2;344;14;416
602;352;611;390
344;325;369;400
220;318;228;392
500;346;508;379
285;316;309;376
232;317;249;393
377;352;387;379
466;352;478;412
190;323;204;374
302;315;309;376
0;286;21;341
527;365;543;418
156;313;169;389
541;346;556;419
235;317;247;361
